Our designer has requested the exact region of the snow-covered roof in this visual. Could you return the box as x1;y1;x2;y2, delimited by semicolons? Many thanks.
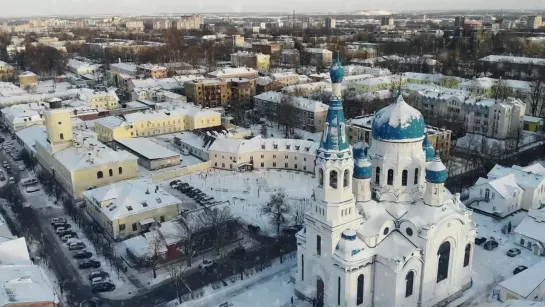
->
209;136;319;155
207;67;258;78
94;116;128;129
304;48;332;54
480;55;545;66
524;115;545;124
375;231;418;262
254;92;329;113
488;163;545;189
474;174;522;199
116;138;179;160
0;265;57;306
122;105;219;124
515;216;545;246
499;260;545;298
460;77;531;91
83;178;182;220
15;125;47;153
0;238;31;266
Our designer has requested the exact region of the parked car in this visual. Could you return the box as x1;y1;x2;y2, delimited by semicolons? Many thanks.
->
91;276;109;285
61;233;78;242
180;185;192;193
54;223;72;231
507;248;521;257
483;240;499;251
176;183;190;191
188;189;202;197
17;164;25;171
199;259;216;270
0;175;5;181
60;231;78;238
8;177;14;184
513;265;528;275
194;194;207;201
88;271;110;281
79;259;101;269
169;180;181;188
80;297;110;307
247;224;261;233
68;242;87;251
50;218;67;225
228;247;246;259
73;250;93;259
92;282;115;293
2;161;8;167
475;237;487;245
25;186;40;193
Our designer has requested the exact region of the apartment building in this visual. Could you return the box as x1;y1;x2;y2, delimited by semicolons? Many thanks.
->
230;51;270;70
281;49;300;67
0;61;16;81
136;64;168;79
79;90;119;110
254;92;328;132
347;114;452;159
302;48;333;67
0;102;47;132
94;105;221;142
209;136;319;172
206;67;259;79
251;42;281;55
184;78;230;107
528;15;543;29
282;81;332;97
478;55;545;79
174;15;204;30
225;78;256;104
125;20;145;31
325;17;336;30
153;19;172;30
271;72;305;87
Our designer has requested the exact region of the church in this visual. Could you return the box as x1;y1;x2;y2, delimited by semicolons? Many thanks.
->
294;56;476;307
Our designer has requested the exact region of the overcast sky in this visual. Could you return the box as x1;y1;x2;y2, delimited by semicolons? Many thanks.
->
1;0;542;18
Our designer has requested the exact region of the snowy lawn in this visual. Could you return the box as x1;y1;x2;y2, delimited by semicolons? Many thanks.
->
169;169;316;236
249;122;323;142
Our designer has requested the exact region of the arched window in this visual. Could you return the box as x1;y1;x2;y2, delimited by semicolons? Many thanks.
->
319;169;324;187
485;188;490;200
59;133;64;140
437;241;451;283
97;171;103;179
356;274;364;305
118;167;123;175
375;167;380;184
109;169;113;177
402;170;408;186
414;168;419;185
301;255;304;281
464;244;471;267
337;277;341;306
330;170;338;189
343;169;350;187
387;169;394;185
405;271;414;297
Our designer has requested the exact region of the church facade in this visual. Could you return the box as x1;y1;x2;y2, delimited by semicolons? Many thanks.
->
294;56;476;307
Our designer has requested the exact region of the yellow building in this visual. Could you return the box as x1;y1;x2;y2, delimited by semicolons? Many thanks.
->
33;108;139;198
230;51;270;70
184;78;231;107
80;90;120;110
523;115;545;132
83;178;182;240
0;60;16;81
94;105;222;143
18;71;39;87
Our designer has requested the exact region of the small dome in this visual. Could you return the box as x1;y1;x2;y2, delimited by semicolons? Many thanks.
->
329;54;344;83
422;134;436;162
371;91;425;142
353;141;372;179
335;230;366;259
426;153;448;183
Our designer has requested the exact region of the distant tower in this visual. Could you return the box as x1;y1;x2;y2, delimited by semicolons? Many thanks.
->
325;17;336;30
352;141;372;202
423;153;448;207
44;106;73;153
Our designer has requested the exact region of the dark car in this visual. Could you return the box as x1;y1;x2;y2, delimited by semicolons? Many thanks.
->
483;240;499;251
475;237;487;245
54;223;72;230
507;248;521;257
513;265;528;275
73;251;93;259
194;194;207;201
59;230;78;237
188;189;202;197
89;271;110;281
176;183;190;191
169;180;181;187
228;247;246;258
80;297;111;307
247;224;261;233
92;282;115;293
180;185;192;193
79;260;101;269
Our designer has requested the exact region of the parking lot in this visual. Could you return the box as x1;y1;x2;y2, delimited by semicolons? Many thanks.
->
160;179;216;211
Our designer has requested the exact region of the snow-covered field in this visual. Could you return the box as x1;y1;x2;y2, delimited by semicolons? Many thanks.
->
170;169;315;235
249;123;323;142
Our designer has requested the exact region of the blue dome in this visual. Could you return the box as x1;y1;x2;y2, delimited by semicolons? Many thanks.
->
353;141;372;179
426;154;448;183
329;54;344;83
371;92;425;142
422;134;436;162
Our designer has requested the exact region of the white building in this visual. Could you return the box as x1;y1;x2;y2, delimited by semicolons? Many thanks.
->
497;260;545;301
0;102;48;131
67;58;101;76
294;58;475;307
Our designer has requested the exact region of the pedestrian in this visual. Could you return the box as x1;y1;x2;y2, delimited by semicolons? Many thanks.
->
291;296;294;305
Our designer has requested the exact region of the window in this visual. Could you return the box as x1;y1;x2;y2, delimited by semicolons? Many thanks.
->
338;277;341;306
402;170;408;186
160;216;165;223
405;271;414;297
330;170;338;188
317;235;321;256
119;167;123;175
60;133;64;140
132;223;137;231
357;274;364;305
97;171;103;179
301;255;304;281
319;169;324;186
285;163;288;168
437;241;451;283
261;162;264;167
109;169;113;177
344;169;349;187
119;224;125;231
387;169;394;185
375;167;380;184
464;244;471;267
485;188;490;200
414;168;419;184
521;238;525;245
406;228;413;236
273;162;276;167
383;227;389;235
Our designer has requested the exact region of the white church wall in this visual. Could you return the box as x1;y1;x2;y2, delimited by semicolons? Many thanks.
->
374;260;399;307
396;257;423;307
344;264;374;307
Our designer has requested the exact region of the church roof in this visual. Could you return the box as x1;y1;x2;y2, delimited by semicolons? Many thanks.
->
422;134;436;162
426;154;448;183
375;231;419;263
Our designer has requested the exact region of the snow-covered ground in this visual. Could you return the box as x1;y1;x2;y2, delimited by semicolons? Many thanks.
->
456;132;544;154
168;169;315;235
249;123;323;142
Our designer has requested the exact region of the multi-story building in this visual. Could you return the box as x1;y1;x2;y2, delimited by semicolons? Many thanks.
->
254;92;328;132
174;15;204;30
184;78;230;107
225;78;256;104
18;71;39;88
325;17;336;30
125;20;145;31
79;90;119;110
66;58;101;76
226;35;245;47
32;108;139;198
83;178;182;241
153;19;172;30
0;102;48;132
282;82;333;97
94;105;221;142
271;72;305;87
206;67;259;79
347;114;452;159
0;61;16;81
110;62;138;76
209;136;318;172
478;55;545;79
251;42;281;55
136;64;168;79
302;48;333;67
528;15;543;29
353;76;400;92
281;49;300;67
381;15;395;26
230;51;271;70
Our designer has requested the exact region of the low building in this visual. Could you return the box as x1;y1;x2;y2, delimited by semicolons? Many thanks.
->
206;67;259;79
110;62;138;76
136;64;168;79
353;76;400;92
302;48;333;67
254;92;328;132
79;90;119;110
83;178;182;241
523;116;545;132
347;114;452;159
0;102;48;132
114;137;180;170
271;72;305;87
282;82;332;97
184;79;230;107
18;71;39;88
251;42;281;55
94;104;222;142
281;49;300;67
497;260;545;301
230;51;270;70
0;61;16;81
66;58;101;76
209;136;318;172
173;132;213;161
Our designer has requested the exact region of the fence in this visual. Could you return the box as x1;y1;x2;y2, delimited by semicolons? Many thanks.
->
151;161;212;182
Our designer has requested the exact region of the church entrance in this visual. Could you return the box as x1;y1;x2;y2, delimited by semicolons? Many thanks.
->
316;277;324;307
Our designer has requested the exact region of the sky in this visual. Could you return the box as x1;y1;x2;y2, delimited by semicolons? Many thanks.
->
0;0;542;18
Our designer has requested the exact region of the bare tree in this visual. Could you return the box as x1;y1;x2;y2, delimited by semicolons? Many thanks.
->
198;206;235;256
291;199;309;226
146;231;165;279
529;77;545;116
261;189;291;236
277;96;298;138
176;218;199;267
166;261;188;304
491;78;510;101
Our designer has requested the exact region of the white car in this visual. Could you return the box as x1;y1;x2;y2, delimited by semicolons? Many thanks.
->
17;165;25;171
25;186;40;193
199;259;216;269
8;177;15;184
